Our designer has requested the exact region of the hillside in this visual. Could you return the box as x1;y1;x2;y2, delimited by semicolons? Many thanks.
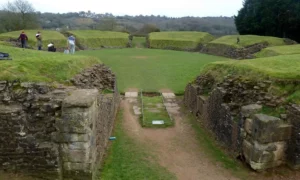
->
0;45;101;82
0;30;67;50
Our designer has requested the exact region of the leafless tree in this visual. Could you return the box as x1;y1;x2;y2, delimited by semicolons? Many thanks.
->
0;0;39;31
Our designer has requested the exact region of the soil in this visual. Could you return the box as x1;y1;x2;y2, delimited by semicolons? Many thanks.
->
122;94;300;180
122;97;239;180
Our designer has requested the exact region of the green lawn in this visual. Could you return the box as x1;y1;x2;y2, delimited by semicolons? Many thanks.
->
132;36;146;48
68;30;129;49
77;48;230;94
0;45;101;82
209;35;286;48
100;110;176;180
0;30;67;50
255;44;300;57
141;96;173;128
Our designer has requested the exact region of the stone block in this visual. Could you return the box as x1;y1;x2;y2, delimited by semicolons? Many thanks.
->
0;104;22;114
244;118;253;135
241;104;262;118
61;149;90;163
53;133;89;143
63;89;98;108
62;142;90;150
252;114;291;143
63;162;91;171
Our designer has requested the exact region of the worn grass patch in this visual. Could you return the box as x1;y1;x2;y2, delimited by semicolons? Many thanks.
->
68;30;129;49
77;48;229;94
0;30;67;50
209;35;286;48
255;44;300;58
100;110;176;180
149;31;214;50
0;45;101;82
141;96;173;128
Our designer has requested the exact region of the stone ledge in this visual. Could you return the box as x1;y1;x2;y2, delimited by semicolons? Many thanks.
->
63;89;99;108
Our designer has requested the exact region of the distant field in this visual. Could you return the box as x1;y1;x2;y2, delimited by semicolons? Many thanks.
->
77;48;229;94
148;31;214;50
208;35;286;48
68;30;129;49
0;30;67;50
255;44;300;57
0;45;101;82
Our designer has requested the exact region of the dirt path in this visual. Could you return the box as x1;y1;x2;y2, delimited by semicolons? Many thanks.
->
121;97;238;180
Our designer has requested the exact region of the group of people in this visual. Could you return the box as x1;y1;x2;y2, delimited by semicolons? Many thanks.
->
17;31;76;54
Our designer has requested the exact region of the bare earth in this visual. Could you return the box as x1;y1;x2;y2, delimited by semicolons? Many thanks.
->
122;97;238;180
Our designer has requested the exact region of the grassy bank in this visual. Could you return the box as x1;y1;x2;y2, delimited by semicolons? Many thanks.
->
149;31;214;50
255;44;300;57
202;55;300;104
209;35;286;48
68;30;129;49
0;45;101;82
77;48;229;94
0;30;67;50
100;110;176;180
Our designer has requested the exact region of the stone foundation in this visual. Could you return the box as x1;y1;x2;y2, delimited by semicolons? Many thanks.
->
0;80;119;179
184;75;300;171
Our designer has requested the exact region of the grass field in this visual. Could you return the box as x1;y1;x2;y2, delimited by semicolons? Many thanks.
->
209;35;286;48
141;96;173;128
132;36;146;48
100;110;176;180
68;30;129;49
77;48;230;94
0;45;101;82
255;44;300;57
0;30;67;50
149;31;214;50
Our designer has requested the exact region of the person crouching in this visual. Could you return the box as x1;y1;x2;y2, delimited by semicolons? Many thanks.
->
47;42;56;52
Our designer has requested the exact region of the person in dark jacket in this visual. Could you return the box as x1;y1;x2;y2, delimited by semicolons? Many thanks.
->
47;42;56;52
17;31;28;48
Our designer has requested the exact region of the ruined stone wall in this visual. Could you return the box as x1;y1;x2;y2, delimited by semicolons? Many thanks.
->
184;75;299;171
200;42;268;59
0;80;119;179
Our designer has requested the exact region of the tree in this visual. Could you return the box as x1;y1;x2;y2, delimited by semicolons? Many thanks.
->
235;0;300;42
0;0;39;31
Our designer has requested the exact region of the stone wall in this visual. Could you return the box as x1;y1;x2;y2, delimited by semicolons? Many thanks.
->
0;78;119;179
184;75;300;171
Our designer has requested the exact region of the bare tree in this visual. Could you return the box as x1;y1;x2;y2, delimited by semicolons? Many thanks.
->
0;0;39;31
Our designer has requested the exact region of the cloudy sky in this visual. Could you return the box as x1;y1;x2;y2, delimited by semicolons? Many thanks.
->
0;0;243;17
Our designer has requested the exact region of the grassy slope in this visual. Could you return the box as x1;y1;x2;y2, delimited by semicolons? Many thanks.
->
77;48;229;94
203;55;300;104
132;37;146;48
68;30;129;48
100;110;176;180
255;44;300;58
142;96;173;128
209;35;286;48
149;31;215;49
0;30;67;50
0;45;101;82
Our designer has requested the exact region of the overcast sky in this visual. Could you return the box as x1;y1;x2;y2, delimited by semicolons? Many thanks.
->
0;0;243;17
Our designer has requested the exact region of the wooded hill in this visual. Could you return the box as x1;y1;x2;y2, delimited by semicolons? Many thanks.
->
0;11;238;36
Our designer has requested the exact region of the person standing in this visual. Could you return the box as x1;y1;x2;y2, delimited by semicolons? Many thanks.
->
17;31;28;49
36;31;42;50
67;35;76;54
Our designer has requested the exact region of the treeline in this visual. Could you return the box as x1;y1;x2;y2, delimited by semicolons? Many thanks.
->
37;12;238;36
0;1;237;36
235;0;300;42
